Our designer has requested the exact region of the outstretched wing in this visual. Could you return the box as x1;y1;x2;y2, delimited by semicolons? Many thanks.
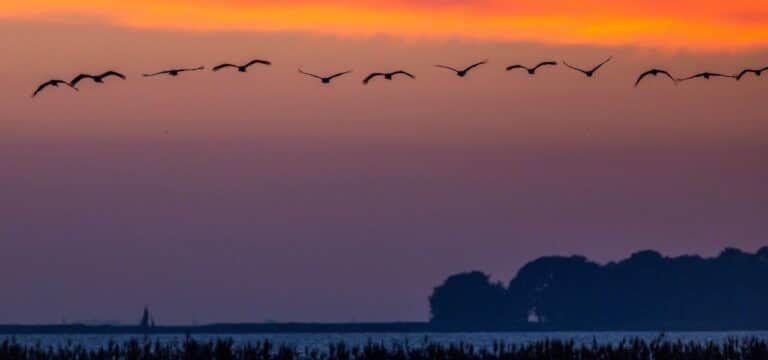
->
363;73;384;84
143;71;167;77
634;70;653;87
505;65;526;71
709;73;736;79
735;69;759;80
589;56;612;73
298;69;323;79
71;74;96;86
562;61;588;75
212;63;237;71
327;70;352;80
32;80;77;97
676;74;699;82
244;59;271;68
676;73;716;82
180;66;205;72
657;70;676;84
533;61;557;70
101;71;126;80
391;71;415;79
32;81;53;97
435;65;459;73
462;60;487;73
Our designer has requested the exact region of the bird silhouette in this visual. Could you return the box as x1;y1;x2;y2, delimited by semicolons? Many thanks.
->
563;57;612;77
143;66;205;77
71;71;126;87
212;59;271;72
676;72;736;82
435;60;487;77
363;71;415;84
32;79;78;98
298;69;352;84
635;69;677;87
506;61;557;74
735;66;768;80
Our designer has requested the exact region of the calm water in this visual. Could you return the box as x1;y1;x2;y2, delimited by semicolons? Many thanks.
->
4;332;768;349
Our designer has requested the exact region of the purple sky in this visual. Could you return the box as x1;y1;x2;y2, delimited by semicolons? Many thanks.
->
0;20;767;324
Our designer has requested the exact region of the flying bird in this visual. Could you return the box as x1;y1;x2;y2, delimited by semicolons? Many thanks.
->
71;71;126;87
435;60;487;77
506;61;557;74
363;70;415;84
298;69;352;84
563;57;612;77
634;69;677;87
32;79;78;98
676;72;736;82
735;66;768;80
212;59;271;72
143;66;205;77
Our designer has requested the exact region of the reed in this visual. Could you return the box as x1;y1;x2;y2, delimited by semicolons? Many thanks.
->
1;336;767;360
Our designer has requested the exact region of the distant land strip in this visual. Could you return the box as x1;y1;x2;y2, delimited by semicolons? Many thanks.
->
0;323;430;335
2;322;768;334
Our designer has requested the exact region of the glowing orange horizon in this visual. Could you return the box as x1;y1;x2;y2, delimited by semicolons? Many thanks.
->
3;1;768;50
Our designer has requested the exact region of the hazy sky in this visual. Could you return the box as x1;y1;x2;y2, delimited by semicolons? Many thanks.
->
1;2;767;324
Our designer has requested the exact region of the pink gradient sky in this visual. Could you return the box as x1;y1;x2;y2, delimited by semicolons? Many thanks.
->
0;14;767;324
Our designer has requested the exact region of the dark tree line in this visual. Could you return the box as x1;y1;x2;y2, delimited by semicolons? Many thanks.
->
429;247;768;330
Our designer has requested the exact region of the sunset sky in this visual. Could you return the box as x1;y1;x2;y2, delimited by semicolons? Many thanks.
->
0;2;767;324
3;1;768;49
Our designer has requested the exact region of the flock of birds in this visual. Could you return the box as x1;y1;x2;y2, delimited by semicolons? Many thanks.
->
32;56;768;97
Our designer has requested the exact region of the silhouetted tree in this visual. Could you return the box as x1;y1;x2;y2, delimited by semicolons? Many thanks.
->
429;247;768;330
429;271;512;330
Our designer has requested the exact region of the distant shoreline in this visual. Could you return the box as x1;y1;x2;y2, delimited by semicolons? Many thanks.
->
2;323;767;335
0;323;428;335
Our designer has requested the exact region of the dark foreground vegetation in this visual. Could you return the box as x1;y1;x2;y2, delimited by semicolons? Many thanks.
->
2;337;768;360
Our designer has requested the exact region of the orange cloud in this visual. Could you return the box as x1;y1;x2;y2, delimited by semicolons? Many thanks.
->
3;1;768;50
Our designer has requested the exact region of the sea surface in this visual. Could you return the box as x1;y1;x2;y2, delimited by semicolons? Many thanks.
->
3;332;768;350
